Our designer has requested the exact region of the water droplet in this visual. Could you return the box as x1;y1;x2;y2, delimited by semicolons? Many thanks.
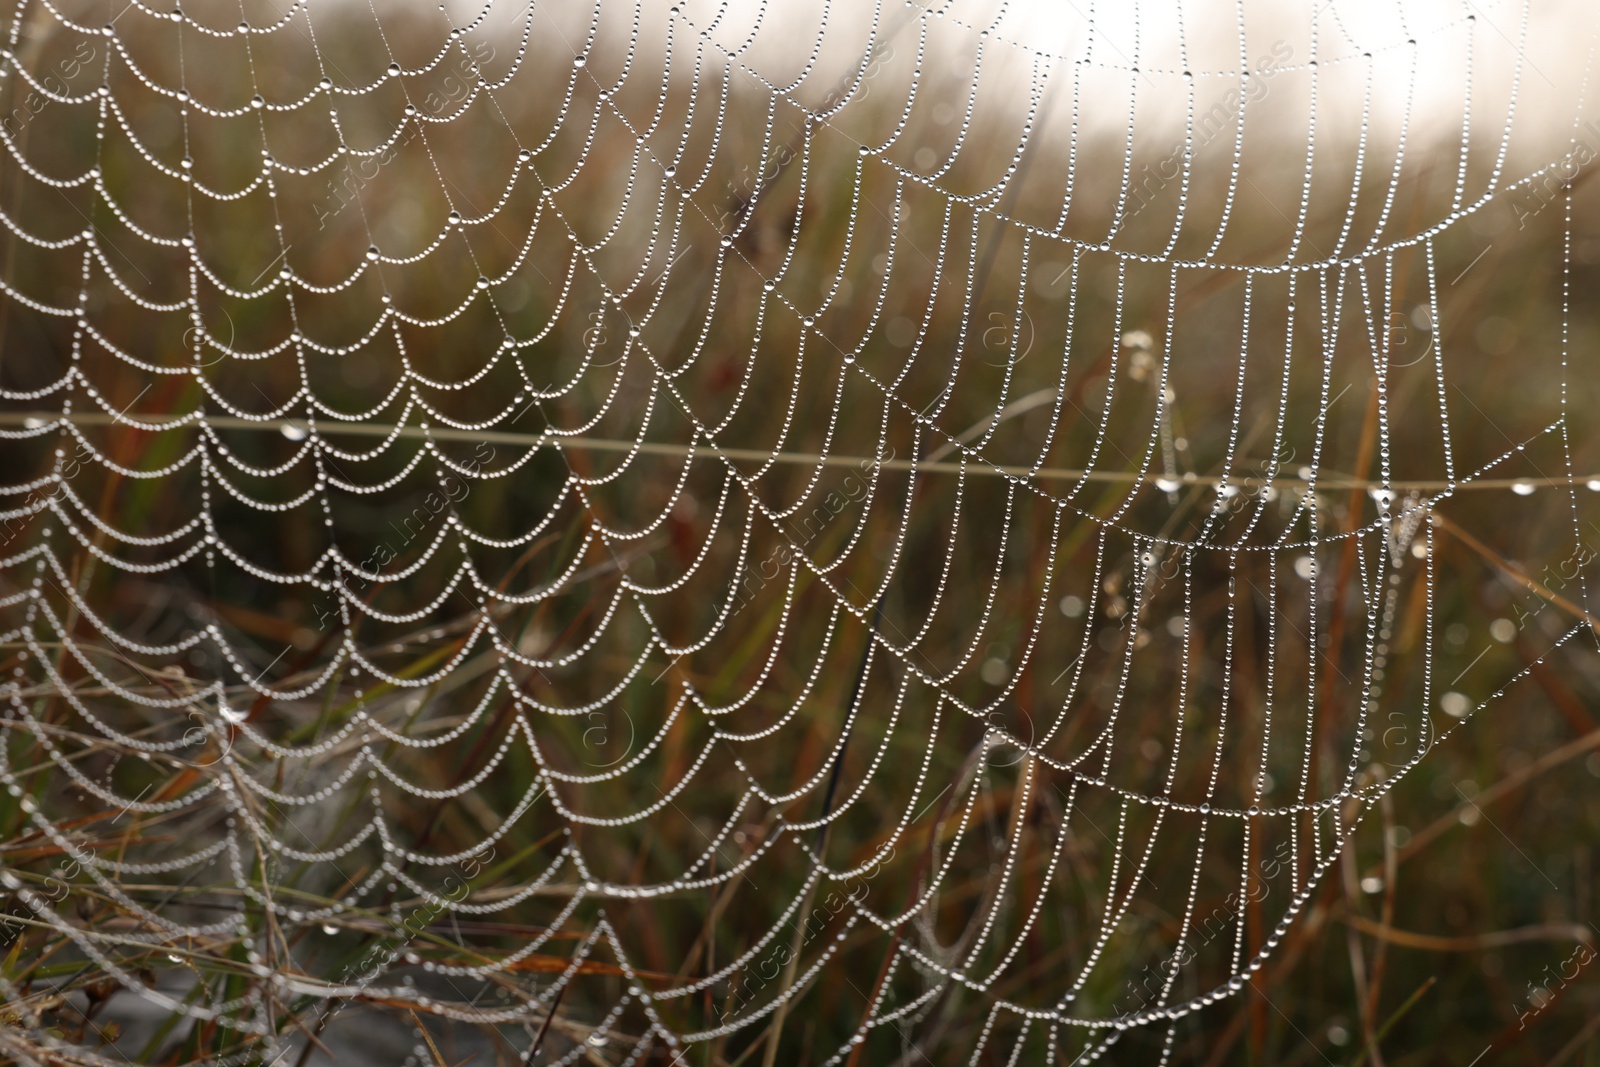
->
1511;481;1535;496
321;924;338;935
280;422;308;442
573;56;587;68
1155;477;1181;493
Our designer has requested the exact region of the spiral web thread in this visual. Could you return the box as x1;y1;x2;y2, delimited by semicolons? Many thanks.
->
0;0;1595;1063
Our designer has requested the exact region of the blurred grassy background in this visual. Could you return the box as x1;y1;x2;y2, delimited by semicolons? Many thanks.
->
0;1;1598;1064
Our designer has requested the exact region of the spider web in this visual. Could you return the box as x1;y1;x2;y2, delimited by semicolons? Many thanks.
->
0;0;1596;1063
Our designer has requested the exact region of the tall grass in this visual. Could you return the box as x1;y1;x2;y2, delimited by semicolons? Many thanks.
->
0;1;1597;1064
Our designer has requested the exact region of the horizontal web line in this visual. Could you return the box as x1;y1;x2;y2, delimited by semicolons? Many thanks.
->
0;412;1580;492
